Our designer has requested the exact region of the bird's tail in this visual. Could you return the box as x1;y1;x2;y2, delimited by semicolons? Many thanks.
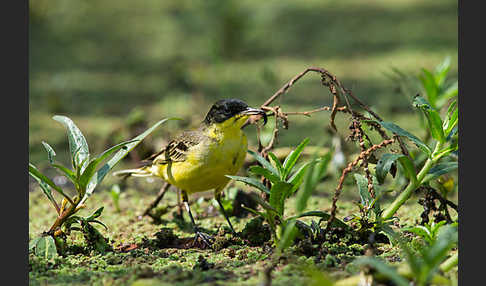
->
112;166;153;178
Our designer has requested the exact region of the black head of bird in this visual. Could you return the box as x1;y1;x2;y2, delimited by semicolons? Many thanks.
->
203;98;267;126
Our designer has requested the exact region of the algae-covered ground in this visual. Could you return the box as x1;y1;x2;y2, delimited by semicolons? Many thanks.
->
29;154;458;286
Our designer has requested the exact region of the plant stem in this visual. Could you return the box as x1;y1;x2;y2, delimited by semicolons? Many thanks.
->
381;142;443;220
439;252;458;272
48;200;78;235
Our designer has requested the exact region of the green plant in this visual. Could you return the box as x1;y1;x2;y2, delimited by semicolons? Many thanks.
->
29;115;172;256
403;220;457;245
354;224;458;286
386;57;457;111
377;95;458;220
110;184;122;213
385;57;458;150
228;138;347;251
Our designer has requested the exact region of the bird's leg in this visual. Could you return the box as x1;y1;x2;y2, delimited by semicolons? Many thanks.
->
176;189;184;219
181;190;213;248
215;190;238;236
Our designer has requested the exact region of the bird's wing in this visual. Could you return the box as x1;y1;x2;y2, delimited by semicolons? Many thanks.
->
142;130;205;165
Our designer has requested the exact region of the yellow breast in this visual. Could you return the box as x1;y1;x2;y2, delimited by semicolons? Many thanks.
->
151;118;248;194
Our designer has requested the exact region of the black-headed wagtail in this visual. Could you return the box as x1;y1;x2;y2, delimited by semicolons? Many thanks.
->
114;99;267;246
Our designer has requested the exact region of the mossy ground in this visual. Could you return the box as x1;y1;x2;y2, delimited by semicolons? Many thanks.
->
29;163;458;286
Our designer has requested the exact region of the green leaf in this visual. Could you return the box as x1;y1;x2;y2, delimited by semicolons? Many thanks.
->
29;163;73;204
277;219;298;252
311;152;332;184
287;211;349;229
376;153;401;184
86;206;104;221
268;152;284;178
434;56;451;87
53;115;90;172
443;100;458;136
354;174;371;208
249;165;280;184
295;159;317;214
398;156;418;184
413;96;445;143
419;68;439;107
403;225;433;243
33;236;58;260
78;140;137;189
287;161;311;195
248;193;278;213
51;163;77;184
247;149;279;176
422;162;458;183
423;225;457;277
426;109;445;143
241;205;268;220
29;172;59;213
377;121;432;156
90;220;108;231
354;257;410;286
80;118;175;205
29;237;42;252
226;175;270;194
41;141;56;164
269;181;293;216
376;154;417;185
437;81;458;107
282;138;310;179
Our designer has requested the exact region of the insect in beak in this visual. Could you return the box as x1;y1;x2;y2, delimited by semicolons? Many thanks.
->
241;107;268;126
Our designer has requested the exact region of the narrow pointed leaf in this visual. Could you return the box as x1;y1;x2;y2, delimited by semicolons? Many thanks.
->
53;115;90;172
397;156;418;184
79;140;137;189
413;96;445;143
287;211;349;229
437;81;458;107
269;181;292;216
277;219;298;252
295;159;317;213
422;162;458;183
86;206;104;221
41;141;56;164
268;152;284;178
434;56;451;87
287;161;311;194
419;69;439;107
354;174;371;208
90;220;108;231
249;165;280;184
444;101;458;136
51;163;77;184
29;163;74;205
354;257;410;286
241;205;267;220
80;118;175;204
423;225;457;272
29;168;60;213
282;138;310;179
377;121;431;156
247;149;279;176
226;175;270;194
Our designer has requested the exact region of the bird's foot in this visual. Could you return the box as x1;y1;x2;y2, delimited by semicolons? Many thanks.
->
191;229;214;249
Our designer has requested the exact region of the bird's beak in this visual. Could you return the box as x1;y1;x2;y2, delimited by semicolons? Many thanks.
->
241;107;267;126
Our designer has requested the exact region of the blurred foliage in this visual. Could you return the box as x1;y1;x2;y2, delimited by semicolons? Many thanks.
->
30;1;457;164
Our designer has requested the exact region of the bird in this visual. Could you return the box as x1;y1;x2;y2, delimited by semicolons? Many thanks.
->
114;99;267;247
